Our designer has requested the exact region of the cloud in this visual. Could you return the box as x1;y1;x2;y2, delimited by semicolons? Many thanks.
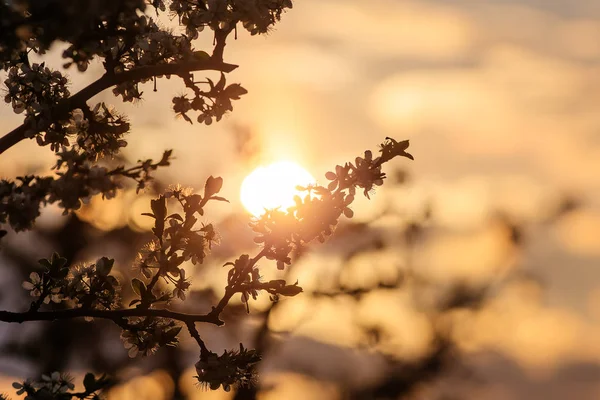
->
288;0;475;61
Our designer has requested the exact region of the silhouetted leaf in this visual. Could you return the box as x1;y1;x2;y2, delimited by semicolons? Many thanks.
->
96;257;114;276
83;373;95;392
131;278;146;296
204;176;223;198
210;196;229;202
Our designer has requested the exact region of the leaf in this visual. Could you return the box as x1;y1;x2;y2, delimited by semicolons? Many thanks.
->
107;276;119;286
181;112;192;124
209;196;229;203
192;50;210;60
168;255;185;270
40;253;68;279
96;257;114;276
215;72;226;92
224;83;248;100
204;176;223;197
380;138;414;162
279;281;303;297
150;196;167;238
183;215;197;230
206;77;214;90
51;252;67;269
165;326;182;340
94;374;111;390
159;150;172;166
131;278;146;296
129;299;141;306
83;373;95;391
186;194;203;209
156;293;171;302
167;213;184;221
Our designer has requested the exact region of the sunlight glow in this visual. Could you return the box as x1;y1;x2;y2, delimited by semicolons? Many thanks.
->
241;161;315;217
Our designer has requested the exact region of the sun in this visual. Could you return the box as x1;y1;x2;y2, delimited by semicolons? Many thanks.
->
241;161;315;217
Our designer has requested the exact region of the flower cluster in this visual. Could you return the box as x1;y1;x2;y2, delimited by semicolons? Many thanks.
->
224;254;263;308
1;0;272;235
0;150;171;231
11;371;110;400
12;372;74;400
0;1;146;70
173;72;248;126
0;0;418;395
131;177;225;308
108;16;197;103
120;317;182;358
201;140;415;322
0;175;53;231
21;253;70;310
22;272;62;305
68;104;129;158
194;344;261;391
167;0;294;38
21;253;121;313
62;257;121;312
3;63;71;146
3;65;128;153
249;138;414;273
325;138;413;197
64;13;176;74
3;63;69;117
2;139;413;396
221;253;303;314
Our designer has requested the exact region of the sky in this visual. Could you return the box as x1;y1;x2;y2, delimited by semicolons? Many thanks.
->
1;0;600;398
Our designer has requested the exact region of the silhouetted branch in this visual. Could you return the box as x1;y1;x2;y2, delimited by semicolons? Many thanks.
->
0;58;237;155
186;321;210;358
0;307;222;325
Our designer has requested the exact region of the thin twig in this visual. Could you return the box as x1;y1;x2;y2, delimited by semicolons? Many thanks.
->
186;321;210;359
208;248;268;323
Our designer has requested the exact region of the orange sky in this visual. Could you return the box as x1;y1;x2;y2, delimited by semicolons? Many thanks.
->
1;0;600;396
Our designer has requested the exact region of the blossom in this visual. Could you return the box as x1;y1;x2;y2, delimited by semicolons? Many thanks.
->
66;108;89;135
173;269;191;301
44;287;62;304
164;184;193;199
21;271;61;303
121;331;141;358
194;345;261;390
22;272;42;297
352;150;385;199
325;164;355;194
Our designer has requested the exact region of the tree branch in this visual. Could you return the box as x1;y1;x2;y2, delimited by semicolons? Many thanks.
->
186;321;210;358
207;249;268;323
212;27;234;61
0;250;271;327
0;307;224;326
0;58;238;155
